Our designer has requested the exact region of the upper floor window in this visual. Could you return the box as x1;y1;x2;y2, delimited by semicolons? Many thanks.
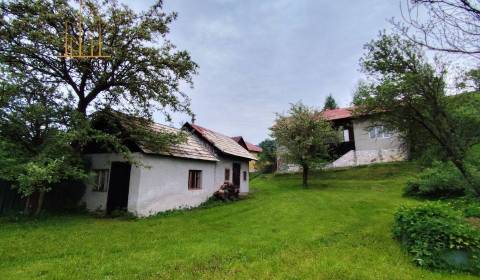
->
369;126;392;139
92;169;110;192
188;170;202;190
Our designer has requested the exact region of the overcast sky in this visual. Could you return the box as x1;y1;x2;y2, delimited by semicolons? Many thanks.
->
124;0;404;144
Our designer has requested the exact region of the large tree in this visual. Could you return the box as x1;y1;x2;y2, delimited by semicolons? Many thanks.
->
322;94;338;110
395;0;480;59
355;33;480;194
271;102;339;187
0;0;197;119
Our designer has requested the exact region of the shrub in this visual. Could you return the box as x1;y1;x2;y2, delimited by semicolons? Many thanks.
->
451;199;480;218
404;162;466;198
213;182;239;201
465;205;480;218
393;202;480;273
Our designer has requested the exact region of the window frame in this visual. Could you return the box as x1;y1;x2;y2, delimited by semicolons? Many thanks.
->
382;128;393;138
188;170;202;190
369;126;392;139
343;129;350;142
92;169;110;192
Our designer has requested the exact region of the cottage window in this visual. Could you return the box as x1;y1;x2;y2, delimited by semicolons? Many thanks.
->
225;168;230;181
92;169;110;192
243;171;247;181
188;170;202;190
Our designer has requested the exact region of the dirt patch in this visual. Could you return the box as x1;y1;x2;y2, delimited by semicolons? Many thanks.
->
465;217;480;229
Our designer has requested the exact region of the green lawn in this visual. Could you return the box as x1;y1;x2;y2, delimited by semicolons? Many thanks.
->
0;162;477;279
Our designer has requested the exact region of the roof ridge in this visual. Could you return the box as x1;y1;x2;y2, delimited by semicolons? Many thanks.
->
149;122;181;131
191;123;233;138
187;123;256;160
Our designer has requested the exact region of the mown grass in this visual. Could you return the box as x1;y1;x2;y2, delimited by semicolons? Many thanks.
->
0;162;478;279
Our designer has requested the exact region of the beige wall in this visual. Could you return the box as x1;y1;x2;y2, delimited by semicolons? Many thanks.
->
353;119;403;151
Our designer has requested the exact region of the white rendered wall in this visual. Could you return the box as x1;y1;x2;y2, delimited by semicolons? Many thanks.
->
82;153;250;217
213;157;249;194
82;153;142;213
133;155;216;216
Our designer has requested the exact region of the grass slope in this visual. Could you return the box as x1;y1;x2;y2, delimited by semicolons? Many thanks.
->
0;162;477;279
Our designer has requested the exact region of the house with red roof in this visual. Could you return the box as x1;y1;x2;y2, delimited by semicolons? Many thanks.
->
277;107;407;172
231;136;263;172
82;114;255;217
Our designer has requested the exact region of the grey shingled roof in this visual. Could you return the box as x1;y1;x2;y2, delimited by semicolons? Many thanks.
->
187;124;257;160
141;123;218;162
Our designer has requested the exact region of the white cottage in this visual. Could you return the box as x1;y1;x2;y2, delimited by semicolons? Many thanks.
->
82;118;255;217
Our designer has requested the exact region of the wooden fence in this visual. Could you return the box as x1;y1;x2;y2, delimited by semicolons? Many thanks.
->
0;181;25;214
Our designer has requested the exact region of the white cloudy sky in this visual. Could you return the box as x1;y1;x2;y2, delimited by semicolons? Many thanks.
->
124;0;405;144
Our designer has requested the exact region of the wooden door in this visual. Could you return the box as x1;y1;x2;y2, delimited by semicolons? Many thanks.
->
107;162;131;214
232;163;241;187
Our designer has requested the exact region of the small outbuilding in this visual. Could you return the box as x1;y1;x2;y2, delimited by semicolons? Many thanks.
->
82;116;255;217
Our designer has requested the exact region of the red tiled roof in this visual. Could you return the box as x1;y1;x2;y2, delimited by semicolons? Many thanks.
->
186;124;256;160
321;107;354;121
231;136;263;153
245;142;262;153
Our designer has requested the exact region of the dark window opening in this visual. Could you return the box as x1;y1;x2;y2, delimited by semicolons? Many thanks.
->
188;170;202;190
243;171;247;181
225;168;230;181
92;169;110;192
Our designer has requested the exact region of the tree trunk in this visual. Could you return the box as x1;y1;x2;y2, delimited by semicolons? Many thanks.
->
77;99;88;116
24;196;32;216
34;191;45;216
302;165;309;187
450;158;480;196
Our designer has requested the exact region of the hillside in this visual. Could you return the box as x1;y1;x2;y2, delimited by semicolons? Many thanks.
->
0;163;477;279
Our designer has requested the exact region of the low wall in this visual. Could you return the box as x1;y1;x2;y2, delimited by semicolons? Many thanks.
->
327;148;407;169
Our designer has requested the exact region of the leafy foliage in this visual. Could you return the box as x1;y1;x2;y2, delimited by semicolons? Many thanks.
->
256;139;277;173
458;69;480;91
355;32;480;194
404;162;467;198
446;198;480;219
270;102;339;186
0;74;88;214
213;182;240;202
0;0;197;118
393;202;480;273
322;94;338;110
